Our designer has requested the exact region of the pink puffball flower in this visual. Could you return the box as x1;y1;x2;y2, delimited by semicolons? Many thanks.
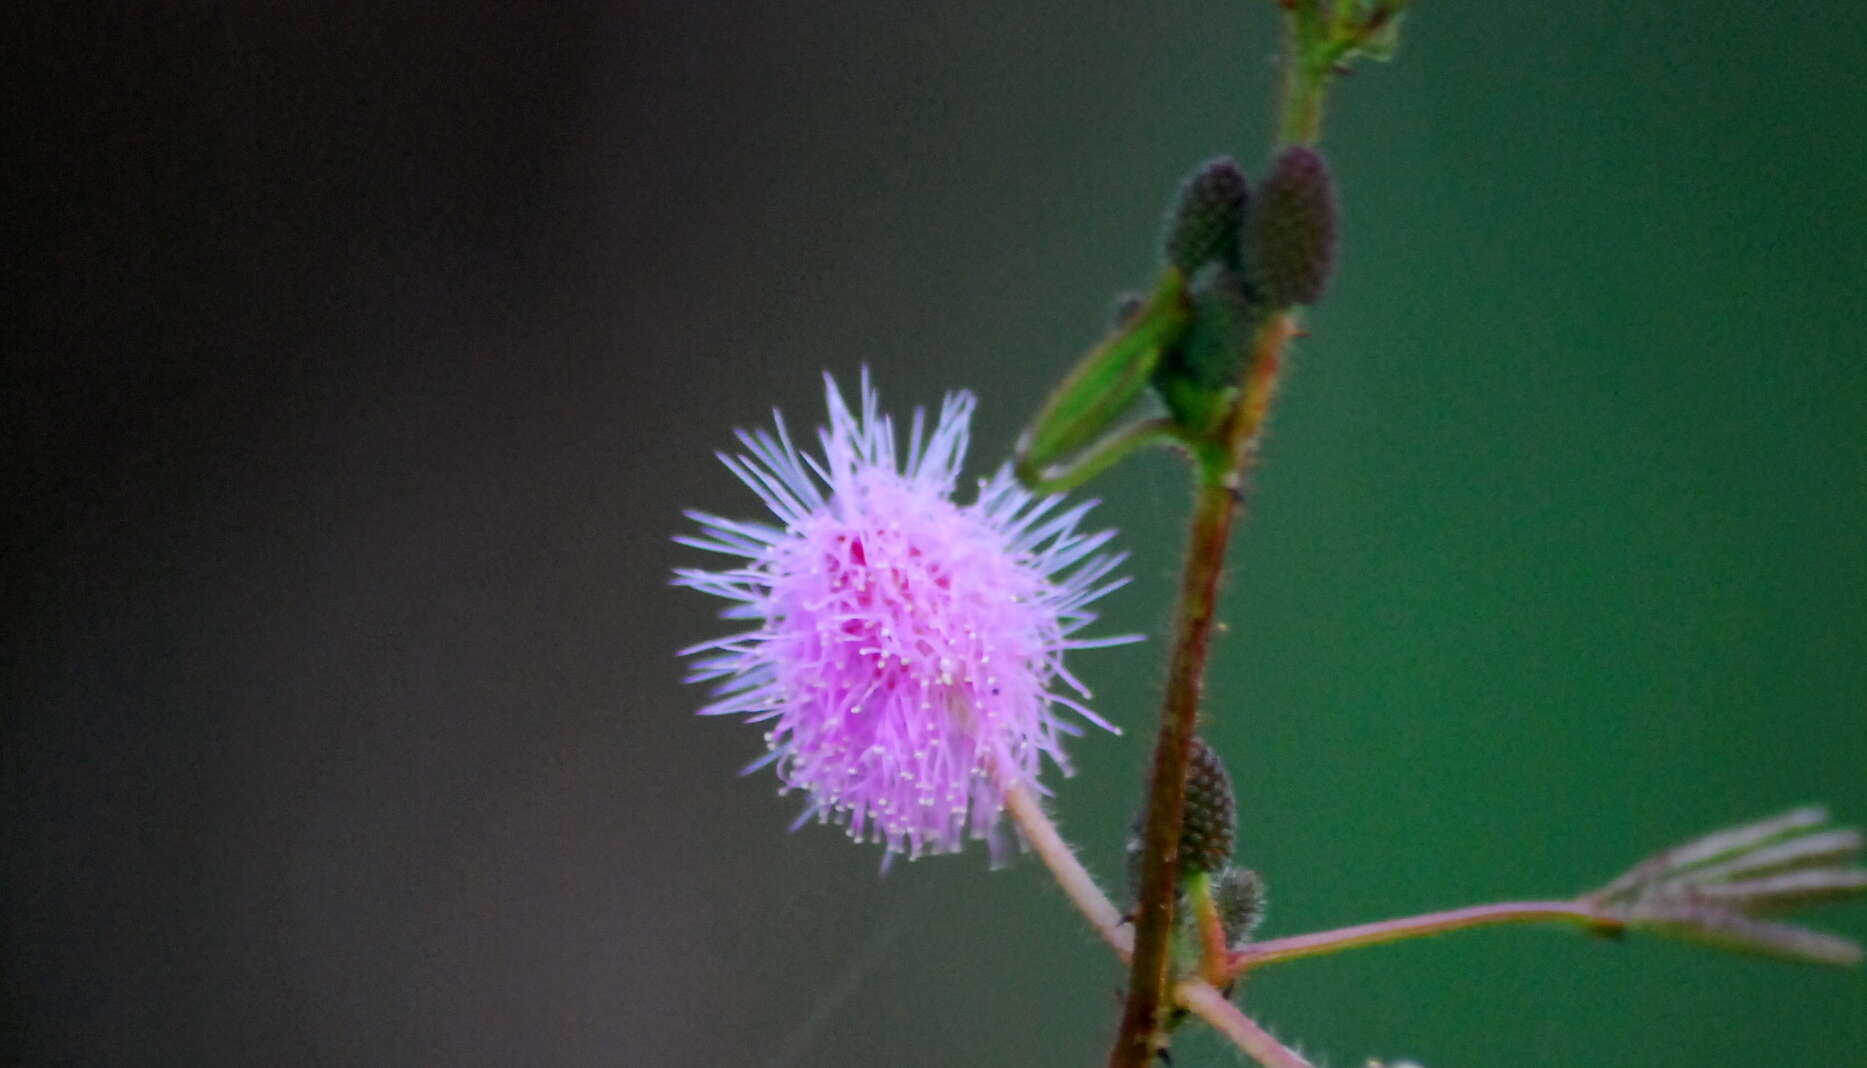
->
674;372;1136;862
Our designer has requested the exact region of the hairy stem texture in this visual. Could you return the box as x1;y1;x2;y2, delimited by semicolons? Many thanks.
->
1110;314;1294;1067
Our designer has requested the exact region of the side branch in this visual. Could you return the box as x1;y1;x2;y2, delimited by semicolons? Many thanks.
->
1003;784;1133;959
1177;980;1316;1068
1227;900;1619;976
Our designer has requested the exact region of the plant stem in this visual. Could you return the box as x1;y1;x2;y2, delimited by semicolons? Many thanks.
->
1002;784;1133;959
1023;418;1200;497
1004;774;1314;1068
1108;468;1236;1066
1227;899;1623;976
1110;3;1353;1056
1176;980;1316;1068
1188;874;1233;986
1275;2;1336;146
1109;314;1296;1068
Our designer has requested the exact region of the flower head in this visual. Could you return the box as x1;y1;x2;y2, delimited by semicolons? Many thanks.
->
675;372;1134;861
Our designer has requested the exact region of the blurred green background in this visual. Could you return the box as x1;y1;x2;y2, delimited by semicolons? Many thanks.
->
10;2;1863;1065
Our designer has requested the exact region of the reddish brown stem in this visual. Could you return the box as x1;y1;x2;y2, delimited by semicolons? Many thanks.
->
1109;315;1295;1068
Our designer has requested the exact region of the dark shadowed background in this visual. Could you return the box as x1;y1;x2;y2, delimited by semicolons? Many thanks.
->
7;3;1865;1065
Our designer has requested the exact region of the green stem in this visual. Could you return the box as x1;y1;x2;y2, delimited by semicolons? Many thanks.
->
1187;872;1233;987
1277;15;1330;146
1021;419;1200;497
1227;900;1623;975
1278;0;1388;147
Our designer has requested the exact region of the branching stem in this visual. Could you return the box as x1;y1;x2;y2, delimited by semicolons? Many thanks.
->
1004;784;1313;1068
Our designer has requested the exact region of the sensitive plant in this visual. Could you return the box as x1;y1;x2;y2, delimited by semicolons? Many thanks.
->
673;3;1866;1065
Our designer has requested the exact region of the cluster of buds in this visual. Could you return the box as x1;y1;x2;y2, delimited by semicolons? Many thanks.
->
1017;147;1337;493
1153;148;1335;433
1163;148;1337;305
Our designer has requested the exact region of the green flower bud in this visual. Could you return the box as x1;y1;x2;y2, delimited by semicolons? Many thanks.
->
1180;269;1255;390
1152;269;1256;432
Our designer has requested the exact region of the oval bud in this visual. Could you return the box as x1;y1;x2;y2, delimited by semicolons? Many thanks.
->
1214;866;1267;945
1247;145;1337;306
1180;736;1238;874
1163;158;1249;274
